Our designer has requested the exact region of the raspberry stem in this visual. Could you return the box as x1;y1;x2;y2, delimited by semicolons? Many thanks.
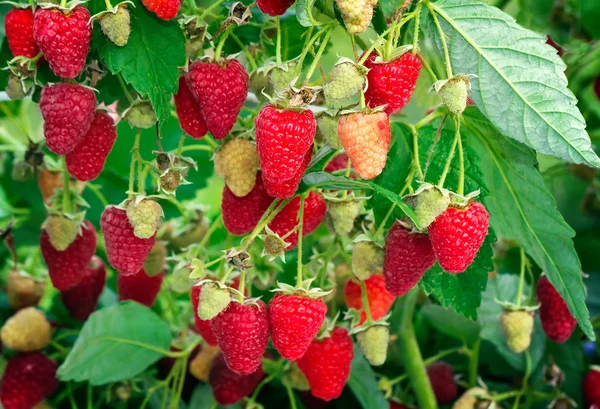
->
411;3;422;54
296;193;306;288
437;118;460;188
200;0;227;19
426;2;453;79
237;269;246;303
357;26;396;65
241;198;290;251
456;117;464;196
214;25;235;62
104;0;113;9
128;130;141;199
230;33;258;71
275;16;282;66
61;157;71;214
359;279;373;324
285;382;298;409
304;26;335;86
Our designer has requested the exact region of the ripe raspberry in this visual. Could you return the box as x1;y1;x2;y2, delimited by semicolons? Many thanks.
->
60;256;106;321
324;61;366;103
209;353;263;405
33;6;92;78
0;352;58;409
262;147;313;199
42;214;79;251
141;0;181;20
584;367;600;409
101;206;156;275
6;271;45;310
268;192;327;250
426;362;457;404
257;0;295;16
364;52;422;115
66;112;117;181
40;220;97;291
211;301;270;375
344;274;395;324
327;199;360;236
222;173;274;235
500;310;534;353
5;8;39;58
214;139;259;197
39;83;97;155
189;344;220;382
1;307;51;352
187;58;248;139
197;282;231;320
428;202;489;273
126;198;163;239
325;153;351;173
296;327;354;401
383;222;437;297
352;241;384;280
255;104;316;184
338;111;391;180
268;294;327;361
335;0;377;34
191;285;219;345
356;325;389;366
453;387;488;409
98;4;130;47
536;275;577;343
118;269;163;307
174;75;207;139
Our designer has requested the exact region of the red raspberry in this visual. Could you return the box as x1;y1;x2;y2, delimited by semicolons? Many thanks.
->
39;83;97;155
118;269;163;307
426;362;457;404
174;76;207;139
101;206;156;276
187;59;248;139
584;366;600;409
66;112;117;181
141;0;181;20
211;301;270;375
363;52;421;115
537;275;577;343
5;8;39;59
428;202;489;273
263;147;313;198
344;274;395;324
40;220;96;291
209;353;263;406
255;104;316;185
256;0;295;16
389;403;408;409
268;294;327;361
268;191;327;250
296;327;354;401
325;153;351;173
0;352;58;409
60;256;106;321
33;6;92;78
383;222;437;297
222;173;274;236
191;285;218;345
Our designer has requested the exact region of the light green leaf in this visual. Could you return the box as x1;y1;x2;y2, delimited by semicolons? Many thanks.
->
421;304;480;346
348;345;388;409
464;108;594;340
427;0;600;168
296;0;316;27
58;302;173;385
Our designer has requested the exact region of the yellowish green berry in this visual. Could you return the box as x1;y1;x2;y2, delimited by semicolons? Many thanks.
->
356;325;389;366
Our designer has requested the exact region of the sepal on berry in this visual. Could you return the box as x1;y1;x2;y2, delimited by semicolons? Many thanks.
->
123;99;157;129
432;74;477;115
271;278;332;299
259;226;290;262
404;182;451;230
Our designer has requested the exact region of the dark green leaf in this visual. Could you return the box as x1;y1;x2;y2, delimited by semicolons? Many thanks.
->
307;145;336;172
420;304;480;346
348;344;388;409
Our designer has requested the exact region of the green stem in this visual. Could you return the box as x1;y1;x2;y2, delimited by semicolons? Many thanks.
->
61;158;72;214
275;17;282;66
85;183;109;207
357;26;397;65
437;119;459;188
398;289;438;409
304;26;335;85
516;248;526;308
67;383;78;409
468;337;480;387
359;280;373;324
87;382;93;409
285;383;298;409
351;35;358;60
196;215;223;255
128;130;141;198
409;124;424;180
374;168;415;239
118;75;134;103
219;266;235;285
296;194;306;287
414;109;445;130
180;144;214;154
230;33;258;71
426;2;453;78
214;25;235;62
250;373;277;402
175;133;186;156
237;269;246;303
200;0;227;19
456;117;464;196
417;53;438;82
390;346;463;386
411;3;422;53
241;199;290;251
104;0;113;9
359;90;366;109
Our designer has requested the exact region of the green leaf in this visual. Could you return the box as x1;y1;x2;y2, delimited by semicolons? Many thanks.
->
96;0;186;132
307;145;336;172
348;344;388;409
420;304;480;346
58;302;173;385
302;171;371;191
427;0;600;168
464;108;595;340
296;0;332;27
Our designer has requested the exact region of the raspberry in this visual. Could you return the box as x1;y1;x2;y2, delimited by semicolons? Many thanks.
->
269;61;298;93
5;8;39;58
356;325;389;366
39;83;97;155
383;222;437;297
317;113;341;149
435;75;471;115
262;147;313;199
1;307;51;352
187;58;249;139
327;199;360;236
211;301;270;375
214;139;259;197
98;4;130;47
537;275;577;343
453;388;488;409
405;184;450;229
325;153;351;173
257;0;295;16
6;271;45;310
268;293;328;361
118;269;164;307
191;285;219;346
66;111;117;181
296;327;354;401
335;0;377;34
124;99;157;129
209;353;263;405
42;214;79;251
174;76;207;139
428;202;489;273
0;353;58;409
222;173;274;235
352;241;384;280
141;0;181;20
344;275;395;324
189;344;220;381
126;198;163;239
101;206;156;275
268;192;327;250
33;6;92;78
60;256;106;321
324;61;366;103
143;242;167;276
338;111;391;180
40;220;97;291
500;310;534;353
197;282;231;320
426;362;457;404
584;367;600;409
364;51;422;115
38;169;63;205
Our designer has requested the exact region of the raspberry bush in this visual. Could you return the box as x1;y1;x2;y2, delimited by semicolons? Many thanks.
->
0;0;600;407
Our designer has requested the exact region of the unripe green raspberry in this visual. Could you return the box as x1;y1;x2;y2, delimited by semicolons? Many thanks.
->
198;282;231;320
99;4;131;47
261;228;290;261
269;61;297;93
316;113;341;149
124;100;157;129
43;215;79;251
327;200;360;236
356;325;389;366
214;139;259;197
435;75;471;115
143;242;166;276
335;0;377;35
500;310;534;353
6;73;26;99
171;264;193;293
406;186;450;229
452;387;488;409
126;198;163;239
324;61;365;103
352;241;384;280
